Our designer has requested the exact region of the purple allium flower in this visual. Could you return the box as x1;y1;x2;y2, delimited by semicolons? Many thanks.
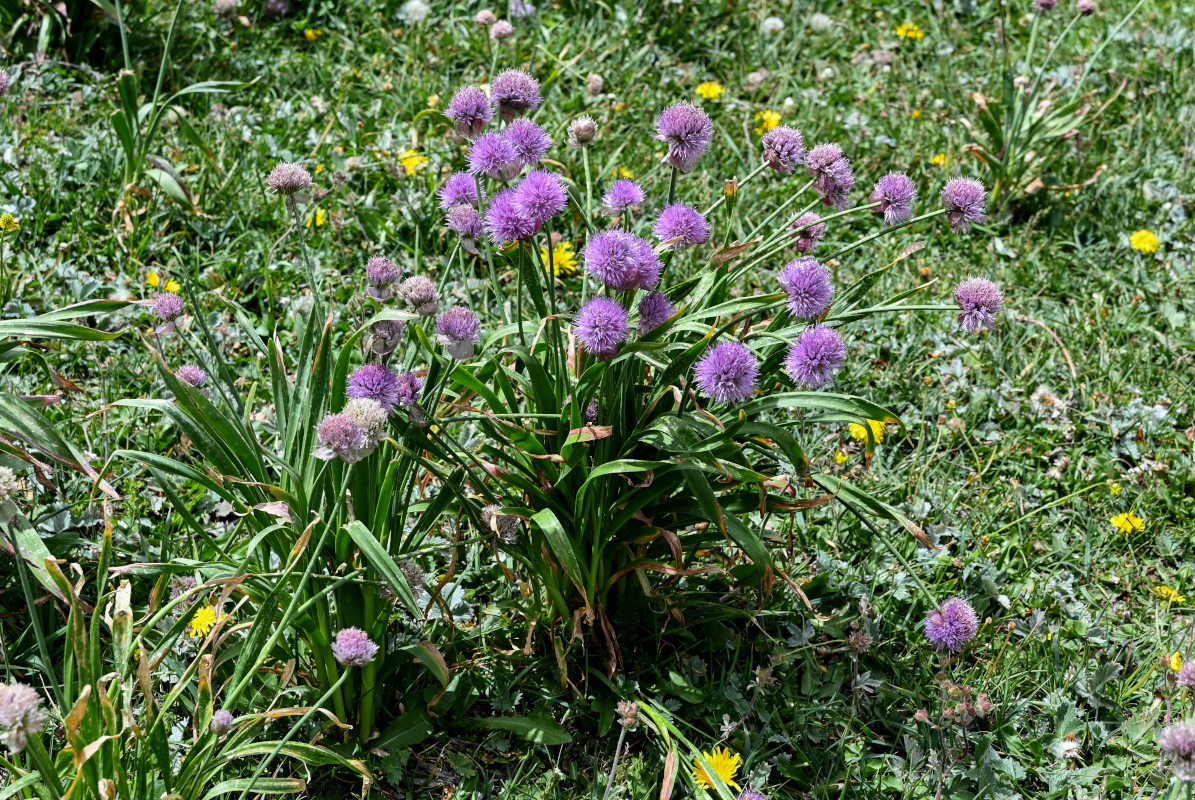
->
869;172;918;225
805;143;854;209
438;172;481;210
169;575;197;600
694;341;759;405
343;397;388;444
1035;0;1057;11
924;597;979;653
941;177;988;233
512;169;568;226
176;365;208;388
266;161;313;196
567;115;597;149
778;257;834;319
446;204;484;240
587;73;604;96
789;214;826;255
399;275;440;317
314;413;369;463
0;682;48;753
365;256;402;300
490;19;514;39
369;319;406;356
954;277;1003;333
1178;662;1195;689
485;188;541;245
654;203;711;249
347;363;402;411
738;793;770;800
394;371;423;408
1077;0;1095;15
637;291;676;333
468;132;523;182
574;296;630;361
784;325;846;389
331;627;379;667
1158;722;1195;780
654;102;714;173
265;0;289;16
210;709;235;736
475;9;497;25
509;0;535;17
490;69;542;121
154;293;184;323
445;86;493;140
582;230;661;291
436;307;482;360
504;118;552;164
761;126;806;174
481;503;520;543
601;179;646;215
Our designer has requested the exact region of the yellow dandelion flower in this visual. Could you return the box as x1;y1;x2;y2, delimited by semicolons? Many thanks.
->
189;605;221;638
1171;652;1183;672
304;28;321;41
0;213;20;232
541;241;578;277
1110;512;1143;535
398;148;428;176
895;23;925;40
146;271;181;293
849;420;886;444
306;208;326;228
612;166;634;179
695;81;725;100
314;163;325;174
754;109;781;135
693;746;741;791
834;449;849;465
911;109;922;119
1129;229;1159;254
1155;586;1186;604
929;153;949;168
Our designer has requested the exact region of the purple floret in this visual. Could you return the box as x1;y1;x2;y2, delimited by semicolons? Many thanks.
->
490;69;542;121
438;172;481;210
693;341;759;405
953;277;1003;333
485;188;541;245
805;143;854;209
436;307;482;360
924;597;978;653
176;365;208;387
784;325;845;389
445;85;493;140
468;132;523;181
331;627;379;666
574;296;630;361
778;257;834;319
761;125;806;174
394;372;424;407
582;230;662;291
314;413;368;463
446;204;484;239
266;161;312;196
941;177;988;233
154;293;184;322
347;363;402;412
1160;722;1195;780
654;102;714;173
601;179;646;215
790;212;827;253
513;169;568;226
869;172;918;225
637;291;675;333
504;118;552;164
653;203;711;249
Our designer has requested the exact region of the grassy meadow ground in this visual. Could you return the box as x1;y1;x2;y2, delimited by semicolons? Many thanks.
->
1;0;1193;797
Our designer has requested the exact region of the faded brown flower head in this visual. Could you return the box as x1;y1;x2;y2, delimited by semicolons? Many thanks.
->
616;699;641;730
586;73;604;96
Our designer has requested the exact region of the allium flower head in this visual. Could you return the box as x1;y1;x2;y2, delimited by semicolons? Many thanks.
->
331;627;379;667
399;275;440;317
347;363;402;412
805;143;854;209
790;212;827;253
785;325;846;389
475;9;497;25
1178;662;1195;689
266;161;313;197
940;177;988;232
509;0;535;17
365;257;402;300
176;365;208;388
214;0;238;17
761;126;806;173
512;170;568;226
504;118;552;163
694;341;759;405
739;792;770;800
953;277;1003;333
490;69;542;120
468;132;523;181
582;230;661;291
445;86;492;140
485;188;540;245
778;257;834;319
0;682;48;753
438;172;481;210
654;203;711;249
869;172;918;225
601;179;645;215
567;115;597;149
265;0;289;16
637;291;676;333
1077;0;1095;15
154;293;184;322
446;204;484;251
1158;722;1195;780
369;319;406;356
924;597;978;653
343;397;388;443
1035;0;1057;11
481;503;520;543
654;102;714;173
574;297;630;361
490;19;514;40
436;307;482;360
210;709;235;735
314;413;369;463
394;371;424;409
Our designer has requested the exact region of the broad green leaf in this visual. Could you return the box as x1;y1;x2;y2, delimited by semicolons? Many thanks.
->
476;714;572;745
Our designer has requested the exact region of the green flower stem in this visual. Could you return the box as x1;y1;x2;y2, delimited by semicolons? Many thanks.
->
744;179;817;242
24;734;62;800
666;166;678;205
582;146;595;233
736;201;883;277
702;160;770;217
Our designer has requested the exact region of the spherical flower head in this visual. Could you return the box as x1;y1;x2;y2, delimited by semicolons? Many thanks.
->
491;69;542;121
331;627;379;667
869;172;918;225
438;172;481;210
366;256;402;291
513;170;568;226
924;597;978;653
582;230;660;291
154;293;184;323
400;0;430;21
490;19;514;40
654;102;714;173
1159;722;1195;780
805;143;854;209
214;0;238;17
1077;0;1095;15
0;682;48;753
369;319;406;355
445;86;493;140
601;179;645;215
394;372;423;408
790;212;827;253
761;125;806;173
446;204;484;242
567;115;597;149
343;397;388;443
176;365;208;388
505;118;552;164
654;203;711;249
436;307;482;360
739;792;770;800
574;297;629;361
940;177;988;233
1178;662;1195;689
210;709;235;736
481;504;521;543
954;277;1003;333
1035;0;1057;11
265;0;289;16
314;413;369;463
475;9;497;25
509;0;535;17
785;325;846;389
485;188;540;245
266;161;313;196
694;341;759;406
347;362;402;412
778;257;834;319
399;275;440;317
637;291;675;333
468;133;523;182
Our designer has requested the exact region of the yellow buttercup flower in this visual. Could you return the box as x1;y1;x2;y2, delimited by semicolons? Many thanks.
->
754;109;781;135
398;148;428;176
834;449;849;465
911;109;922;119
1156;586;1186;604
613;167;634;179
147;271;181;293
1110;512;1143;535
304;28;321;41
930;153;949;168
0;213;19;232
1129;229;1159;254
427;94;440;108
314;163;325;174
189;605;222;638
695;82;725;100
693;746;741;791
849;420;885;444
895;23;925;40
541;241;578;277
1108;481;1121;496
306;208;326;228
1171;652;1183;672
